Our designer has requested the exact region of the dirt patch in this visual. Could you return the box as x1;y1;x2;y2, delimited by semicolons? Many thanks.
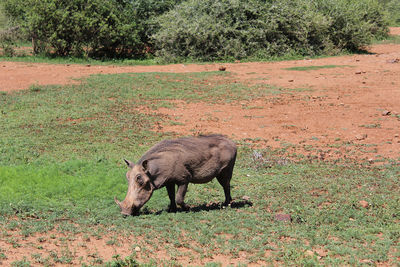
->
0;228;262;266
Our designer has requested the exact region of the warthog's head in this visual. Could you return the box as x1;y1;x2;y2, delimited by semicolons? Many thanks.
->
114;159;155;216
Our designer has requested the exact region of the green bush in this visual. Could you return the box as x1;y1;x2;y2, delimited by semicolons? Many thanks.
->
316;0;389;49
26;0;143;58
1;0;390;61
0;26;23;56
153;0;389;62
385;0;400;26
1;0;181;58
131;0;184;53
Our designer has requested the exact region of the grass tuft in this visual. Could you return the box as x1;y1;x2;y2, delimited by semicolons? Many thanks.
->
285;65;352;71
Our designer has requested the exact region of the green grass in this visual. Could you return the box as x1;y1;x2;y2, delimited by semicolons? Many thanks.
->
374;34;400;45
0;71;399;266
284;65;352;71
0;54;158;66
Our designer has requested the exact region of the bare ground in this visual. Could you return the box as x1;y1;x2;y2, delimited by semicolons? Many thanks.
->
1;28;400;266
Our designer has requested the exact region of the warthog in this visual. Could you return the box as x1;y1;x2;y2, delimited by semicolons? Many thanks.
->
114;135;237;216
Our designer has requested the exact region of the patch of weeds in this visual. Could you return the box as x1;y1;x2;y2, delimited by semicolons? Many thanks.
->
49;248;73;264
241;105;264;110
106;236;119;246
374;34;400;45
0;251;7;260
104;254;143;267
359;123;381;128
167;120;185;126
28;84;41;92
86;252;104;265
284;65;352;71
30;253;49;265
11;257;31;267
241;148;292;169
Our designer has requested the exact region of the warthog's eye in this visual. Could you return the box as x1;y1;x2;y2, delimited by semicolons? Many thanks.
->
136;174;144;186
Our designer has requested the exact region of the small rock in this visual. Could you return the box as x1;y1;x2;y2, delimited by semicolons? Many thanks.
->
355;134;368;141
218;66;226;71
134;246;141;252
242;195;251;201
382;110;391;116
394;134;399;138
386;58;399;64
314;248;328;257
305;250;315;257
355;71;362;74
275;213;292;222
360;259;373;264
86;64;91;67
288;79;294;82
359;200;369;208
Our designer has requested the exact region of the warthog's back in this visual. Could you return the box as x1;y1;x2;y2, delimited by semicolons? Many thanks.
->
138;135;237;183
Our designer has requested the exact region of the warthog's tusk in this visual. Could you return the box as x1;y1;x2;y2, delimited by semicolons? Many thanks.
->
114;196;122;207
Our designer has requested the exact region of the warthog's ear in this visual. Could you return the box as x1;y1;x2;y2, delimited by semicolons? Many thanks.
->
142;160;149;172
124;159;134;168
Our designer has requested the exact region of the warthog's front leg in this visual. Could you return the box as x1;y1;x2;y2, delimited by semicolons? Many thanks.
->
166;183;177;212
176;183;190;211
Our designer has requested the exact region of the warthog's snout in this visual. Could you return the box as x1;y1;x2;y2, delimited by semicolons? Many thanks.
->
114;196;139;216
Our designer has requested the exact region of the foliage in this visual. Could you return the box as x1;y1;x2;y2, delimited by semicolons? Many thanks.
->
130;0;184;54
154;0;389;62
1;0;26;25
316;0;389;49
0;5;7;30
0;25;23;56
385;0;400;26
1;0;181;59
0;2;25;56
25;0;142;58
2;0;390;61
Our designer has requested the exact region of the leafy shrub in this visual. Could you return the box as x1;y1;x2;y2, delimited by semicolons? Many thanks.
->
316;0;389;50
1;0;390;61
0;26;24;56
131;0;184;53
1;0;181;58
2;0;26;25
25;0;143;58
153;0;389;62
385;0;400;26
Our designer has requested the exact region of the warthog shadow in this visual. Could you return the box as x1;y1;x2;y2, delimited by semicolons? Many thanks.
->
140;199;253;216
